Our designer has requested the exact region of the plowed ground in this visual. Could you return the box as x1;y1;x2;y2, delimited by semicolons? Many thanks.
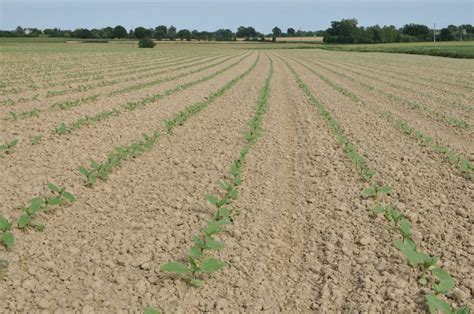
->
0;43;472;313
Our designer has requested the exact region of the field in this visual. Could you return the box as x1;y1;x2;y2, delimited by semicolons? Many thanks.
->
0;41;473;313
319;41;474;58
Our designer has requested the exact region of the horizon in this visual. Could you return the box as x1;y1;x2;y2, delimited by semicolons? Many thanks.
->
1;0;473;33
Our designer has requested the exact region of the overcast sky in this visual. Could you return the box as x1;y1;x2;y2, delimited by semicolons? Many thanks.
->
1;0;473;32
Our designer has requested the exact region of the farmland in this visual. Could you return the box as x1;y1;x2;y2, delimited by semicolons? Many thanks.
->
0;41;473;313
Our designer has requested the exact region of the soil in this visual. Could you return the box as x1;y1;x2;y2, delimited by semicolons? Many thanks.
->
0;44;472;313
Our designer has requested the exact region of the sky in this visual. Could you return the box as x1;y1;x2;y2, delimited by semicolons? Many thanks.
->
1;0;473;33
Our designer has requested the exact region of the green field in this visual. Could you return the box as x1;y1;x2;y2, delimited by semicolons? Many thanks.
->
318;41;474;58
1;37;473;58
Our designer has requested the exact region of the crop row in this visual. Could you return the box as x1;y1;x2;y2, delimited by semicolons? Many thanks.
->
108;52;245;96
381;112;473;180
286;54;472;181
53;53;252;135
3;54;210;105
286;60;470;314
0;55;191;103
322;56;473;94
1;54;240;124
42;55;212;99
309;56;473;115
297;54;473;114
288;54;470;130
160;55;272;290
0;53;260;277
0;183;75;274
1;53;186;93
1;54;173;95
328;58;472;101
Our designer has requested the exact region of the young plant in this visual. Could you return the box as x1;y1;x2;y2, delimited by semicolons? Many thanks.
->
362;184;392;198
31;134;43;145
45;183;76;207
160;251;226;287
79;165;97;187
0;139;19;156
55;122;70;134
143;308;161;314
0;214;14;251
18;197;45;231
18;183;75;230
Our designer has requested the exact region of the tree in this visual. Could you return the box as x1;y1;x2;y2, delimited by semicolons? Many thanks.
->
401;23;430;41
138;38;155;48
167;25;177;40
287;28;296;36
73;28;92;39
177;29;191;41
90;29;101;39
272;26;282;37
154;25;167;40
113;25;127;39
380;25;400;43
215;29;233;41
324;18;360;43
134;27;152;39
236;26;247;38
15;26;24;36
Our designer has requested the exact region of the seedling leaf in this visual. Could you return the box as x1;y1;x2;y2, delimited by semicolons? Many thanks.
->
425;294;451;314
432;267;455;294
198;256;225;273
2;232;14;250
62;191;76;203
204;238;224;250
205;194;219;207
47;183;61;193
190;279;205;287
455;306;471;314
160;262;189;274
18;214;31;229
0;215;11;232
143;308;160;314
362;186;376;198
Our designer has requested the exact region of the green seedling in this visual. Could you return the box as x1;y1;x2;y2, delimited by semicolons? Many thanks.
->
31;134;43;145
362;184;392;198
205;193;229;209
160;255;225;287
219;181;239;200
46;183;76;205
79;131;159;186
394;239;437;269
431;267;454;295
18;197;45;231
0;214;14;251
143;308;161;314
0;139;19;156
79;165;97;186
55;122;70;134
8;109;41;120
18;184;74;230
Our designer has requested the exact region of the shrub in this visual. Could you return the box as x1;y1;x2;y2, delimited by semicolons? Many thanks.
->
138;38;155;48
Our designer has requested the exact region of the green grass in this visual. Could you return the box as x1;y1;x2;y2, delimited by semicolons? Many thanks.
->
318;41;474;59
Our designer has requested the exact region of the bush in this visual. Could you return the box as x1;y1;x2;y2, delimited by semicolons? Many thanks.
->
138;38;155;48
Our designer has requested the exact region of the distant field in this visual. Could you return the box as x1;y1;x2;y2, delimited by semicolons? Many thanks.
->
319;41;474;58
263;36;323;43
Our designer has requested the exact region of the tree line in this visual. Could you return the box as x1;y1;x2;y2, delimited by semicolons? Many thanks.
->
324;19;474;43
1;20;473;43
